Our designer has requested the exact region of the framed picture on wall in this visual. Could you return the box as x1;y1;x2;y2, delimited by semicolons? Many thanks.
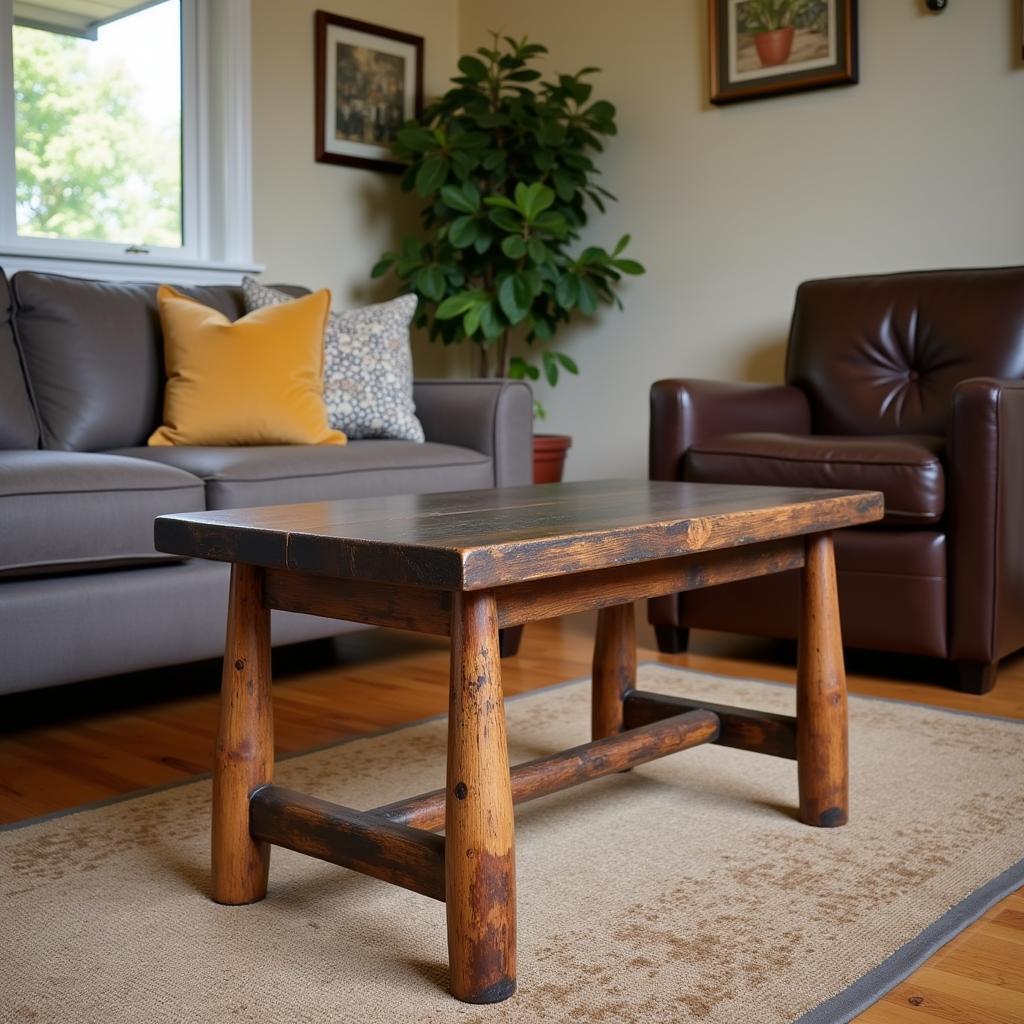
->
314;11;424;173
709;0;858;105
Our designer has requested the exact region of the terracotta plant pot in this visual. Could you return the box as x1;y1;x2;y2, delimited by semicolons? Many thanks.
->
754;26;796;67
533;434;572;484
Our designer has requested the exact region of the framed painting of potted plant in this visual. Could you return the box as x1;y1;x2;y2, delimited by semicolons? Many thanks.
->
314;11;424;173
709;0;858;105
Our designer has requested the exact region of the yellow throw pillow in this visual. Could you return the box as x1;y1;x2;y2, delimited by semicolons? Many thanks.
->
148;285;345;447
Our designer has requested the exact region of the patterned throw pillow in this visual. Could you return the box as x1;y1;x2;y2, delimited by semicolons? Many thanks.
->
242;277;424;442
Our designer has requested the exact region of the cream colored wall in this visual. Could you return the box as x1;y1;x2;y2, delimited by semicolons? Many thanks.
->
458;0;1024;480
251;1;1024;482
250;0;457;310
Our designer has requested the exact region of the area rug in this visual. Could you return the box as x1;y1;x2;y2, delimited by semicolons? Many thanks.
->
2;666;1023;1024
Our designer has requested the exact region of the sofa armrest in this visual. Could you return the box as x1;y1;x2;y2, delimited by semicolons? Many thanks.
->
649;378;811;480
413;379;533;487
947;377;1024;664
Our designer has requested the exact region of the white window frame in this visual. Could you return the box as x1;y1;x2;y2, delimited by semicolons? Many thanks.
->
0;0;260;283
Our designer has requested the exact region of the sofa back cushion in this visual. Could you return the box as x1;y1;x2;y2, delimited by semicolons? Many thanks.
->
10;272;306;451
785;267;1024;436
0;269;40;449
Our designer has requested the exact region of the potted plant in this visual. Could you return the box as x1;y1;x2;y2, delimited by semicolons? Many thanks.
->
742;0;813;68
372;34;643;482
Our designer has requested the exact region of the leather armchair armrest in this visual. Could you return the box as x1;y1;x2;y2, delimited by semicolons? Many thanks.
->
412;379;533;487
947;377;1024;663
649;378;811;480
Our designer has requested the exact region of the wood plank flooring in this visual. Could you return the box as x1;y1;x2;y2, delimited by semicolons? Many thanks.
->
1;610;1022;1022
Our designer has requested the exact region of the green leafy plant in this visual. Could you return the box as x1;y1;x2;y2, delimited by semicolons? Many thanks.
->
741;0;813;33
372;34;644;414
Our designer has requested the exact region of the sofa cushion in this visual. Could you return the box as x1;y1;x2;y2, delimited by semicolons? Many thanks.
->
684;433;944;527
243;279;425;443
111;441;495;509
10;272;307;451
0;269;40;449
0;451;205;577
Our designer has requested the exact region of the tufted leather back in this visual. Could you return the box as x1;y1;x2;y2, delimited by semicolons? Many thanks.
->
785;267;1024;436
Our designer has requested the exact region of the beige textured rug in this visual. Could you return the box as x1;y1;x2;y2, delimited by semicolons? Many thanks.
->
2;666;1023;1024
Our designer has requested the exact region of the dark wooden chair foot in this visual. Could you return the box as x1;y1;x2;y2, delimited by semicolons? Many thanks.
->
654;625;689;654
498;626;524;658
956;661;998;695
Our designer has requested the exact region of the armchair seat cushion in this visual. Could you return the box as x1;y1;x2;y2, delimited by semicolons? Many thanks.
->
111;441;494;510
684;432;945;527
0;451;204;577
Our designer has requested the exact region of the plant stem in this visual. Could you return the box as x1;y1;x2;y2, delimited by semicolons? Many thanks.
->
498;329;511;378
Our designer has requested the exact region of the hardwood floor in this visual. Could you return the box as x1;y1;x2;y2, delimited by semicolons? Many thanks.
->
1;610;1022;1022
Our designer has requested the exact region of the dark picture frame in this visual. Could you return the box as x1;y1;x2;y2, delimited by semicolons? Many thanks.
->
314;11;424;173
709;0;858;105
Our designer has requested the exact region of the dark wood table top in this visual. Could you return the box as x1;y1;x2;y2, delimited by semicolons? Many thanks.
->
155;479;883;590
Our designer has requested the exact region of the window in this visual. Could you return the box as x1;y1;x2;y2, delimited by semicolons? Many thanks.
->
13;1;184;252
0;0;257;282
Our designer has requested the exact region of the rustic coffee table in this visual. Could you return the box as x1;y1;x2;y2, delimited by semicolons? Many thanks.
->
155;479;882;1004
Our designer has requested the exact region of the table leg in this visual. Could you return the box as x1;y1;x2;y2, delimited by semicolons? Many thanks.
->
445;590;516;1003
592;602;636;740
797;533;849;828
212;564;274;904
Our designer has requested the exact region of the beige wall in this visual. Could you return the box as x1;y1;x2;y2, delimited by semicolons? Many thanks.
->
250;0;457;308
459;0;1024;479
252;1;1024;481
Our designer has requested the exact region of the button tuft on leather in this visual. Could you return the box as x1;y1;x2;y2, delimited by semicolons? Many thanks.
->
908;370;920;381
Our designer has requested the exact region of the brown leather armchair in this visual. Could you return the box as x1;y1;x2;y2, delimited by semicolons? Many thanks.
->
649;267;1024;694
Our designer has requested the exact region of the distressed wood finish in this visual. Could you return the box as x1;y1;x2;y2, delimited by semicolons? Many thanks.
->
249;785;446;901
263;568;452;636
148;481;882;1003
155;479;884;589
623;690;798;759
266;539;808;634
592;603;636;739
797;532;849;827
495;537;806;627
375;708;721;832
212;564;273;905
445;590;516;1003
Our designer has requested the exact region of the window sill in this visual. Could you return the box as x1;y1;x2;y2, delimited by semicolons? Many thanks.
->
0;244;265;285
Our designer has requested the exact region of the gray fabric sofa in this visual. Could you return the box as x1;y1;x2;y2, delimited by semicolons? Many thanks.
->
0;269;532;695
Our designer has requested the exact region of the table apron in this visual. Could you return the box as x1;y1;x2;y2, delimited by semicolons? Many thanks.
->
261;536;806;636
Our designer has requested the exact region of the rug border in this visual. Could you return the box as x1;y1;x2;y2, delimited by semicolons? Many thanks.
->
795;857;1024;1024
3;664;1022;1024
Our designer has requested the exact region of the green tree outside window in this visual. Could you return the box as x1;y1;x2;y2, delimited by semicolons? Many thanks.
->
13;26;181;248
